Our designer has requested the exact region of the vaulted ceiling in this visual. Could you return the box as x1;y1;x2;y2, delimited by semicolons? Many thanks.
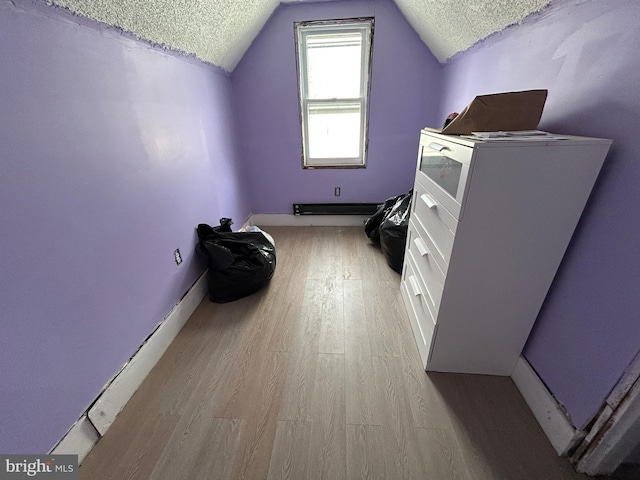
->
49;0;551;72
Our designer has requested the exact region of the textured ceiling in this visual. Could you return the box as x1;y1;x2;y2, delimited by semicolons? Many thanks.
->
50;0;280;72
394;0;551;62
48;0;552;71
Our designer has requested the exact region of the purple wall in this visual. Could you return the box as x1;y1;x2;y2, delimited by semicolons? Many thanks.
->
0;0;249;453
439;0;640;428
232;0;442;213
4;0;634;457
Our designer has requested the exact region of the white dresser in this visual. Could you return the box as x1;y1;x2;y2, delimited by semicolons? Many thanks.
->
401;129;611;375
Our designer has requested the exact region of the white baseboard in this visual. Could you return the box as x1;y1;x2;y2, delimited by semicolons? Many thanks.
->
50;415;99;464
248;213;369;227
54;272;208;465
511;356;582;456
87;271;208;436
576;379;640;475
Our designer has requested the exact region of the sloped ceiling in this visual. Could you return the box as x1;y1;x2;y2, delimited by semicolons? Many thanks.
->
50;0;280;71
48;0;551;71
394;0;551;62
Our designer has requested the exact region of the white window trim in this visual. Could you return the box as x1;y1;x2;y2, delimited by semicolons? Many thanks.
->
295;18;374;169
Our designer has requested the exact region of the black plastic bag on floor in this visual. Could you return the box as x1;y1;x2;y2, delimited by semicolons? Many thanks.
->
196;218;276;303
379;190;412;273
365;194;403;244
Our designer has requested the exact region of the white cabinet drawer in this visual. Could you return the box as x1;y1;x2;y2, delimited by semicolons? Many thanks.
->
403;128;612;375
407;223;445;312
401;255;436;369
415;133;472;220
412;179;458;267
419;132;473;164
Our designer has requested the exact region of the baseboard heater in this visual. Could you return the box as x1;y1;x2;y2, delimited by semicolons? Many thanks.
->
293;203;379;216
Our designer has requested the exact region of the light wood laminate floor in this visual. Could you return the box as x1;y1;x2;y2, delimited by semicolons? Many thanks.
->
80;226;588;480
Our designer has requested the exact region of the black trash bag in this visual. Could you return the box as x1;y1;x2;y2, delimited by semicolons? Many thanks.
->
365;194;403;244
196;218;276;303
379;191;412;273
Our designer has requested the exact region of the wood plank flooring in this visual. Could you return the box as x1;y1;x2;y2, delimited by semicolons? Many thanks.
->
79;226;589;480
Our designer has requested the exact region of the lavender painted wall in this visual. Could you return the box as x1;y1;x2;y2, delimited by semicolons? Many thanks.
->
232;0;442;213
0;0;249;453
439;0;640;428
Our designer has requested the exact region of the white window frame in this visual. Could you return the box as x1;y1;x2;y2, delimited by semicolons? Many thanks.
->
294;18;374;169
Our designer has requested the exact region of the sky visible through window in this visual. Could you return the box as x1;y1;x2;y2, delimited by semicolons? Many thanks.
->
306;32;362;159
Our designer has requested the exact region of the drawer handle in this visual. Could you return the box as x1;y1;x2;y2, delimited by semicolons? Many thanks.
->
414;238;430;257
411;274;436;307
420;193;437;209
409;275;421;297
428;142;449;152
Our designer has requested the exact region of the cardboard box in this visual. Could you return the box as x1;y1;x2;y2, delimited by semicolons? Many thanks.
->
438;89;548;135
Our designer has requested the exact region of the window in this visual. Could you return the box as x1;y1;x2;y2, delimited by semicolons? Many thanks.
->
295;18;374;168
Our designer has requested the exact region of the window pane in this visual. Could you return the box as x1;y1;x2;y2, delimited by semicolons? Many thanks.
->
306;32;362;99
307;103;361;159
295;18;373;167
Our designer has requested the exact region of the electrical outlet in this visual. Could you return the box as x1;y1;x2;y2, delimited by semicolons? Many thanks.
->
173;248;182;265
334;186;341;196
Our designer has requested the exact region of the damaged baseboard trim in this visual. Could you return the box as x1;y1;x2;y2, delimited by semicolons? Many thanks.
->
51;271;208;464
50;415;100;464
511;356;584;456
87;271;208;435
